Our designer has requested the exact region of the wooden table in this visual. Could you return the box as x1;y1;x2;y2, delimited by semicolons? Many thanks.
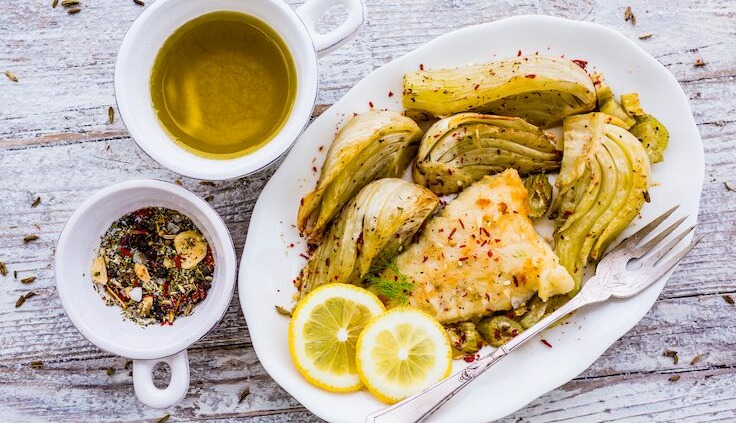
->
1;0;734;421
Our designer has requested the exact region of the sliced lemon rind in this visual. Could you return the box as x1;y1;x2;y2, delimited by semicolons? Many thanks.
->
289;283;386;392
356;307;452;403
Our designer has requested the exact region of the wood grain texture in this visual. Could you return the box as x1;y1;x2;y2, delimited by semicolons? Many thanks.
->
1;0;735;422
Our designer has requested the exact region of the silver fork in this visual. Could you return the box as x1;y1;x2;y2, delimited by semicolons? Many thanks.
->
366;205;701;423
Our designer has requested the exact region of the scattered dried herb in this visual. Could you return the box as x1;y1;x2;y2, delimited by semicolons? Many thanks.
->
14;270;18;278
15;291;36;308
668;375;680;382
238;386;250;404
52;0;59;8
134;0;144;5
4;70;18;82
175;179;183;186
204;195;214;202
21;276;36;284
156;414;170;423
106;367;116;376
624;6;636;25
0;261;7;276
31;196;41;207
30;360;44;369
723;294;734;305
124;360;132;370
67;7;81;14
23;234;39;243
199;181;215;186
694;58;706;67
107;106;115;124
664;349;679;364
275;305;292;317
690;354;702;366
61;0;79;5
638;33;653;40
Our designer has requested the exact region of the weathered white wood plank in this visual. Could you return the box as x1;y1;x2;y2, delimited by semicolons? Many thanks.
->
1;0;736;421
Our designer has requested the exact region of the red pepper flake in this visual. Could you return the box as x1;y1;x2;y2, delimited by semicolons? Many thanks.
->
299;253;310;260
288;243;295;248
510;329;519;337
474;84;480;90
388;91;394;97
458;219;465;229
119;247;132;257
419;63;424;71
130;229;148;235
422;256;428;263
494;329;501;340
541;339;553;348
593;79;601;86
571;59;588;70
480;227;490;237
448;228;457;241
512;275;519;287
485;293;490;301
162;282;170;296
312;166;317;173
517;49;522;57
174;255;182;268
368;101;374;108
318;145;324;152
524;74;536;78
459;257;468;262
505;310;516;319
463;354;477;363
458;244;467;248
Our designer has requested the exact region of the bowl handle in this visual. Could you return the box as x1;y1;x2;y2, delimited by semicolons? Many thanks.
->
133;350;190;409
297;0;366;57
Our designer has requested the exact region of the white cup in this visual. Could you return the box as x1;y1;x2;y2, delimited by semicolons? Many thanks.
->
114;0;366;180
55;180;237;409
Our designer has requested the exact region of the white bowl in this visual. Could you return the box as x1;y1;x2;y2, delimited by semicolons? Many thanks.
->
56;180;237;408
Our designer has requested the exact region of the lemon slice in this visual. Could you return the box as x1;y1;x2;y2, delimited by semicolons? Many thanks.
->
289;284;386;392
356;307;452;403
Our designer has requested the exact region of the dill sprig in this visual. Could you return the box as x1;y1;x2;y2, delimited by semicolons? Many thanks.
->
364;257;414;305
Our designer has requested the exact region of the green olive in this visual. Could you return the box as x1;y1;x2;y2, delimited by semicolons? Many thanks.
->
477;316;524;347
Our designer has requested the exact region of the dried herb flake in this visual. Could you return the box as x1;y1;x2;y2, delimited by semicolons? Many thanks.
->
67;7;81;14
624;6;636;25
275;305;292;317
694;58;706;67
4;71;18;82
31;196;41;207
690;354;702;366
199;181;215;186
638;33;653;40
156;414;170;423
724;182;735;192
30;360;44;369
0;261;7;276
24;234;39;243
664;349;679;364
15;291;36;308
723;294;734;305
107;106;115;124
61;0;80;5
106;367;116;376
21;276;36;284
52;0;59;8
134;0;145;5
668;375;680;382
238;386;251;404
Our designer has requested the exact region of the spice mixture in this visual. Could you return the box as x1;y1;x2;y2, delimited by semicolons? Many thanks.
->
91;207;214;326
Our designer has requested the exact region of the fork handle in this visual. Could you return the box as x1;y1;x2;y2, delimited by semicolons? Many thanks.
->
366;283;607;423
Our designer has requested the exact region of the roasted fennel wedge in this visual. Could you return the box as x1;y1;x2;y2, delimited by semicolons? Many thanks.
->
403;56;596;127
296;178;439;298
550;113;651;293
297;111;423;242
413;113;561;195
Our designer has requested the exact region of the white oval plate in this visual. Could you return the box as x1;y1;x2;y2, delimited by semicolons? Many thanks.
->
239;15;704;423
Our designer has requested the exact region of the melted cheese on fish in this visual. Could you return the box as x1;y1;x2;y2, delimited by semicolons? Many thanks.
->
382;169;574;324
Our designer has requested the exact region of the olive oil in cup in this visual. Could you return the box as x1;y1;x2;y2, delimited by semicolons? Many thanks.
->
150;11;297;159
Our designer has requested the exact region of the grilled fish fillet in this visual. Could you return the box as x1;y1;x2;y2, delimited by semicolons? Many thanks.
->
381;169;574;324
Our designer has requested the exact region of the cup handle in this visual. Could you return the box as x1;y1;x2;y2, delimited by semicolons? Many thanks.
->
297;0;366;57
133;350;190;409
